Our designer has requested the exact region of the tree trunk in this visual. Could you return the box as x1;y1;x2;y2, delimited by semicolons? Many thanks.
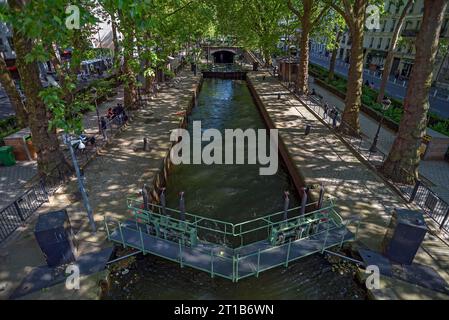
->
12;25;68;176
377;0;413;103
340;0;367;134
381;0;448;184
263;49;272;68
295;0;312;94
123;38;137;109
111;12;120;71
117;9;138;110
328;30;342;81
0;54;28;127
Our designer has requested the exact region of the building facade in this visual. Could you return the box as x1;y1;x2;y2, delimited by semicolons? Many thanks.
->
337;0;449;87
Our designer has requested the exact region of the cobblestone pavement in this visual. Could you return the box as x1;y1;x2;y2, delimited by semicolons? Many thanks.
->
308;77;449;205
250;71;449;297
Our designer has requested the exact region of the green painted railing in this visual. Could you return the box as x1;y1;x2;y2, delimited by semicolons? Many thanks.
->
126;197;342;247
104;204;359;282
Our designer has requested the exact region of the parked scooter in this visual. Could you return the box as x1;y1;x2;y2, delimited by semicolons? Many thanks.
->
70;134;95;151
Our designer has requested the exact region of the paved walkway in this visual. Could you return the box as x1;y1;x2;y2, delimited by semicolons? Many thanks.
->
0;67;201;299
248;71;449;297
308;76;449;205
0;84;121;210
0;161;37;209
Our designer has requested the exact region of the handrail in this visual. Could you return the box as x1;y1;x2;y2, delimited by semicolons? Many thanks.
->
126;197;340;239
104;203;356;282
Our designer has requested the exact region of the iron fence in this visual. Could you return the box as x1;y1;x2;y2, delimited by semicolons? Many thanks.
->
0;179;49;243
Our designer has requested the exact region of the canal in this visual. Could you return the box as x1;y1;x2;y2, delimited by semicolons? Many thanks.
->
106;78;367;300
164;78;300;223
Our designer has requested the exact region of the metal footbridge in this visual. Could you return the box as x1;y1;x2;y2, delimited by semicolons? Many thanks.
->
104;198;359;282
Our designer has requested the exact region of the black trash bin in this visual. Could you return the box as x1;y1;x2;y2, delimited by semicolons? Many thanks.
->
34;209;77;267
382;208;427;265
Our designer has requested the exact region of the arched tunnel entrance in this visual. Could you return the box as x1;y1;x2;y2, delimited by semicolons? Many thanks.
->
212;50;235;63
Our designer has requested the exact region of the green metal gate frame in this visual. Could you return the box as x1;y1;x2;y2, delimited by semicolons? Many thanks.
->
104;198;360;282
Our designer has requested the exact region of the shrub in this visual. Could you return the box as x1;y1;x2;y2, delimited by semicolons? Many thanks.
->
0;116;20;143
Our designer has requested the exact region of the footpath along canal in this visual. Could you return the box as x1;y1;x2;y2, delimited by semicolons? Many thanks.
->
106;78;367;299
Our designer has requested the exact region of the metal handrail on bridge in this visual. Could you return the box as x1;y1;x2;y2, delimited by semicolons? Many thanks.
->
124;197;343;247
104;199;357;282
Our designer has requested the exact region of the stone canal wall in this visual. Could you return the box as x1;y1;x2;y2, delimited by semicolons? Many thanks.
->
246;77;307;201
147;74;203;203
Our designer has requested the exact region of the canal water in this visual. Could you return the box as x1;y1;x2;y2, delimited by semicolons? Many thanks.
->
106;78;367;299
164;78;300;223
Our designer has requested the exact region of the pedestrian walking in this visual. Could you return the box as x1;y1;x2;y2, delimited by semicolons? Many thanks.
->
332;110;338;128
323;102;329;120
100;116;107;139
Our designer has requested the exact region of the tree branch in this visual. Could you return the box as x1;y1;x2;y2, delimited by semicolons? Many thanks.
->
311;5;330;27
165;0;196;18
287;0;302;18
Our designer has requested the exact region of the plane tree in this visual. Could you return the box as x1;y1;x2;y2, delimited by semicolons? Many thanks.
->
381;0;448;183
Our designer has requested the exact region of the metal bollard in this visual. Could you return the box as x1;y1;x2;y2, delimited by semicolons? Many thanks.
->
304;125;311;135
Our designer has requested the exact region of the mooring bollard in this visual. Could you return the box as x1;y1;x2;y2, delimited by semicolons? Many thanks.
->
277;93;281;100
300;187;308;216
142;184;149;211
283;191;290;221
160;188;167;215
179;191;186;221
143;137;149;151
317;183;325;209
304;125;311;135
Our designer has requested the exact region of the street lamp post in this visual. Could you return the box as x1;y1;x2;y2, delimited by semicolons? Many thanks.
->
64;134;96;233
369;97;392;153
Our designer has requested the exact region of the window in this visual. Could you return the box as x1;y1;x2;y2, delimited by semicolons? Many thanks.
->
408;2;415;14
390;19;396;32
442;19;449;34
385;38;391;50
381;20;386;32
7;37;13;51
377;38;383;49
395;4;401;14
416;20;421;31
369;37;374;48
405;21;411;30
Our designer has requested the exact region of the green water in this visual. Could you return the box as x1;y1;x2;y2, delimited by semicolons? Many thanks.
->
165;78;299;223
106;78;366;300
